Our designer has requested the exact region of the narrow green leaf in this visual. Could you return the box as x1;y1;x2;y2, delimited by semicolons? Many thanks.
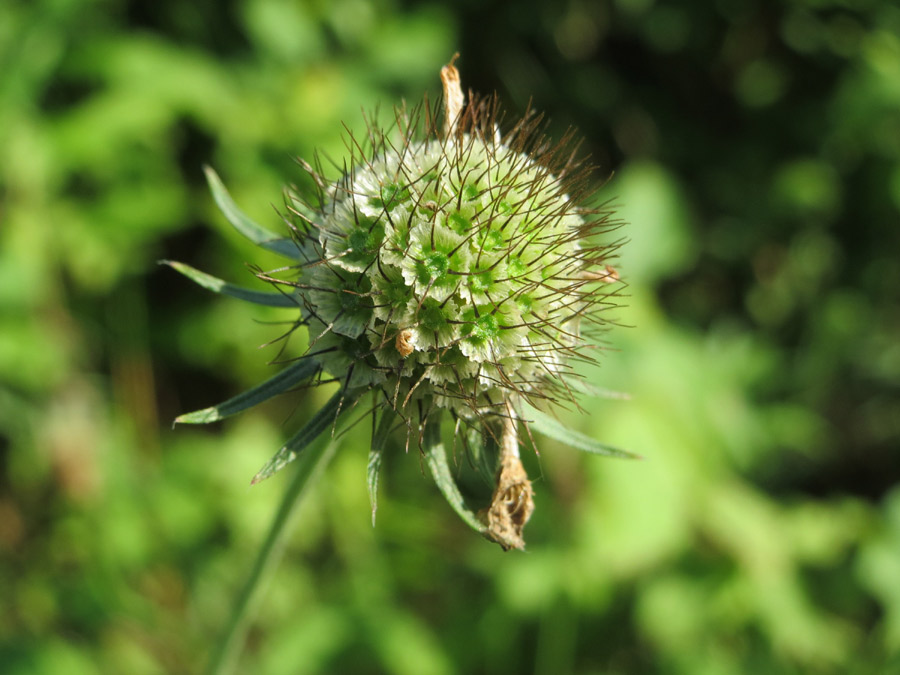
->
568;378;631;400
204;165;302;260
367;408;396;526
251;390;350;484
423;413;488;535
525;407;643;460
175;359;319;425
162;260;299;308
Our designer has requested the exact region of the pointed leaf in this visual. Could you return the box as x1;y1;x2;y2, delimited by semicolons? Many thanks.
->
162;260;300;308
367;408;396;526
568;378;631;400
251;390;350;484
175;358;319;425
525;407;643;459
423;413;488;535
204;165;302;260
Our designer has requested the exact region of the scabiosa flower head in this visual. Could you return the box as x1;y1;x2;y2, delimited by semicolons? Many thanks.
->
170;57;632;550
293;63;619;416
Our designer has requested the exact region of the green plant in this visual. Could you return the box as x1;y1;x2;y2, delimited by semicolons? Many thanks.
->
167;58;635;674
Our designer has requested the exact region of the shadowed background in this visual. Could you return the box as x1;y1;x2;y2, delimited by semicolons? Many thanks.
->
2;0;899;672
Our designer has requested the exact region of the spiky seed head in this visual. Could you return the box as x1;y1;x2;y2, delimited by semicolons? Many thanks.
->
278;90;622;428
172;59;630;550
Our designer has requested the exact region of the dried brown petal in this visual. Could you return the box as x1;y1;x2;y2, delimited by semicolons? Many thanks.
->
395;329;415;358
441;53;464;139
482;408;534;550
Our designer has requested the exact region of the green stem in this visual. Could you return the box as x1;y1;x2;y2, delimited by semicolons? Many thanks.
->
205;436;338;675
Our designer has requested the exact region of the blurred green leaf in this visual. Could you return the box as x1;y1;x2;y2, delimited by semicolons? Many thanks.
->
525;406;642;459
610;161;695;284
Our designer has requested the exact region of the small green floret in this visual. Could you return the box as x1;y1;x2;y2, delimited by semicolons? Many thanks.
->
419;298;450;332
371;183;410;210
448;211;470;234
416;251;451;286
469;313;500;342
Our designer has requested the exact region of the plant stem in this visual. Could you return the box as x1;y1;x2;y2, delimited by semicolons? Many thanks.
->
206;437;338;675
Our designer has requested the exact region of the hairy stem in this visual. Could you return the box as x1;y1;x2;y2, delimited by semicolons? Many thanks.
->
206;437;338;675
502;400;521;461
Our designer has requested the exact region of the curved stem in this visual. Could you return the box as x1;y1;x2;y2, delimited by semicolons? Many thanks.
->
205;437;338;675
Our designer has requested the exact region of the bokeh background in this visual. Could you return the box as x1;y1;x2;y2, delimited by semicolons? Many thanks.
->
2;0;900;672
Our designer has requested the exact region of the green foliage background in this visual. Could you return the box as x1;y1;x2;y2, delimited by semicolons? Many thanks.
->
2;0;899;672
